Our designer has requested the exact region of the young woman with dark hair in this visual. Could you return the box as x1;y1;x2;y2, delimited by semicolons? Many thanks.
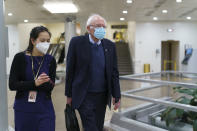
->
9;26;56;131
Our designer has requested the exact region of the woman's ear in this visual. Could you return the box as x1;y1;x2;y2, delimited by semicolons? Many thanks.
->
31;38;35;46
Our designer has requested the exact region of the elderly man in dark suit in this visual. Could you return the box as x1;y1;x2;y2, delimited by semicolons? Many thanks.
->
65;14;121;131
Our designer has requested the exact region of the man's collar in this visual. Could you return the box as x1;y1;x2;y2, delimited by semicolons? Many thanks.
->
89;34;101;45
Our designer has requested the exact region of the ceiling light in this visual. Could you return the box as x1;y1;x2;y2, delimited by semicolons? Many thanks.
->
153;17;158;21
127;0;133;4
123;10;128;14
120;18;125;21
8;13;13;16
43;1;78;13
167;28;174;32
24;19;29;23
186;16;191;20
176;0;182;3
162;10;168;14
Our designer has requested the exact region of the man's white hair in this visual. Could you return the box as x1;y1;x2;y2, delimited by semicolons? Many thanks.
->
86;14;107;27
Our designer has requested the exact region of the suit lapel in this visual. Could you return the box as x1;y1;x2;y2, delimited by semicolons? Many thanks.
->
83;35;91;64
102;39;111;72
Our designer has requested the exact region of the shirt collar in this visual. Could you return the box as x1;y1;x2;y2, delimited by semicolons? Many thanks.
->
89;34;101;45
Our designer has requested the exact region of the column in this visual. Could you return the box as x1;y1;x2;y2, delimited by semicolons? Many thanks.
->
64;16;76;60
0;0;8;130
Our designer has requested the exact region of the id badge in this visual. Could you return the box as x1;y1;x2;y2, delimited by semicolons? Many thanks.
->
28;91;37;102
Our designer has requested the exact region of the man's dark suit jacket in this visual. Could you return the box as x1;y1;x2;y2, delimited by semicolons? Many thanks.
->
65;35;121;109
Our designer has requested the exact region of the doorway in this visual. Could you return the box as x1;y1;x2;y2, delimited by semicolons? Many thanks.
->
161;40;180;71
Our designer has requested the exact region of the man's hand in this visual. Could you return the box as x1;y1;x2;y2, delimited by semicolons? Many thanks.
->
113;98;120;110
67;97;72;105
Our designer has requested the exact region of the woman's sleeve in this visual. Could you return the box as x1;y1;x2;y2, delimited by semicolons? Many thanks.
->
9;53;37;91
38;57;57;92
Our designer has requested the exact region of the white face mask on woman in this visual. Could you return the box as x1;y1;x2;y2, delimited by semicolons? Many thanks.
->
36;42;50;54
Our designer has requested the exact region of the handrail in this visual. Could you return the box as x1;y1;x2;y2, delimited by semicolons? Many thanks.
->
120;71;197;113
122;92;197;112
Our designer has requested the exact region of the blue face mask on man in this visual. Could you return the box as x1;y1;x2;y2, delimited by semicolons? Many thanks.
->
94;27;106;40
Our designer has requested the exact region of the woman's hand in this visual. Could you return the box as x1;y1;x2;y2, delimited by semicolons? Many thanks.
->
35;73;50;87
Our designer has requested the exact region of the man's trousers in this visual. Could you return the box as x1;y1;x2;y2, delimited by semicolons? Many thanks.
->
78;92;107;131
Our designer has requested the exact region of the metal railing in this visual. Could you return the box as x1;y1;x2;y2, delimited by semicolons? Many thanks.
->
120;71;197;112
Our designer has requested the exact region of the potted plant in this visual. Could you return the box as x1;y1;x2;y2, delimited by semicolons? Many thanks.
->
161;86;197;131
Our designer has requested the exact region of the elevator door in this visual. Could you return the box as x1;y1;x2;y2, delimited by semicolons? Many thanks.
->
161;40;180;71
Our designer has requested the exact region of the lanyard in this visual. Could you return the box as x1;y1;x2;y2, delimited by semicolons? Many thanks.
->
30;54;45;80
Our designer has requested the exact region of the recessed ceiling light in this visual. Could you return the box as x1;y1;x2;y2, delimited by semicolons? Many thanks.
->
8;13;13;16
176;0;182;3
186;16;191;20
120;18;125;21
43;1;78;13
127;0;132;4
162;10;168;14
123;10;128;14
24;19;29;23
153;17;158;21
167;28;174;32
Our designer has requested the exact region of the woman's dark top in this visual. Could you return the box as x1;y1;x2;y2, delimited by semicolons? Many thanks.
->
9;52;56;113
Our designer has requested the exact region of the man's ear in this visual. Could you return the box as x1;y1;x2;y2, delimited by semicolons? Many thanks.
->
87;26;90;33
